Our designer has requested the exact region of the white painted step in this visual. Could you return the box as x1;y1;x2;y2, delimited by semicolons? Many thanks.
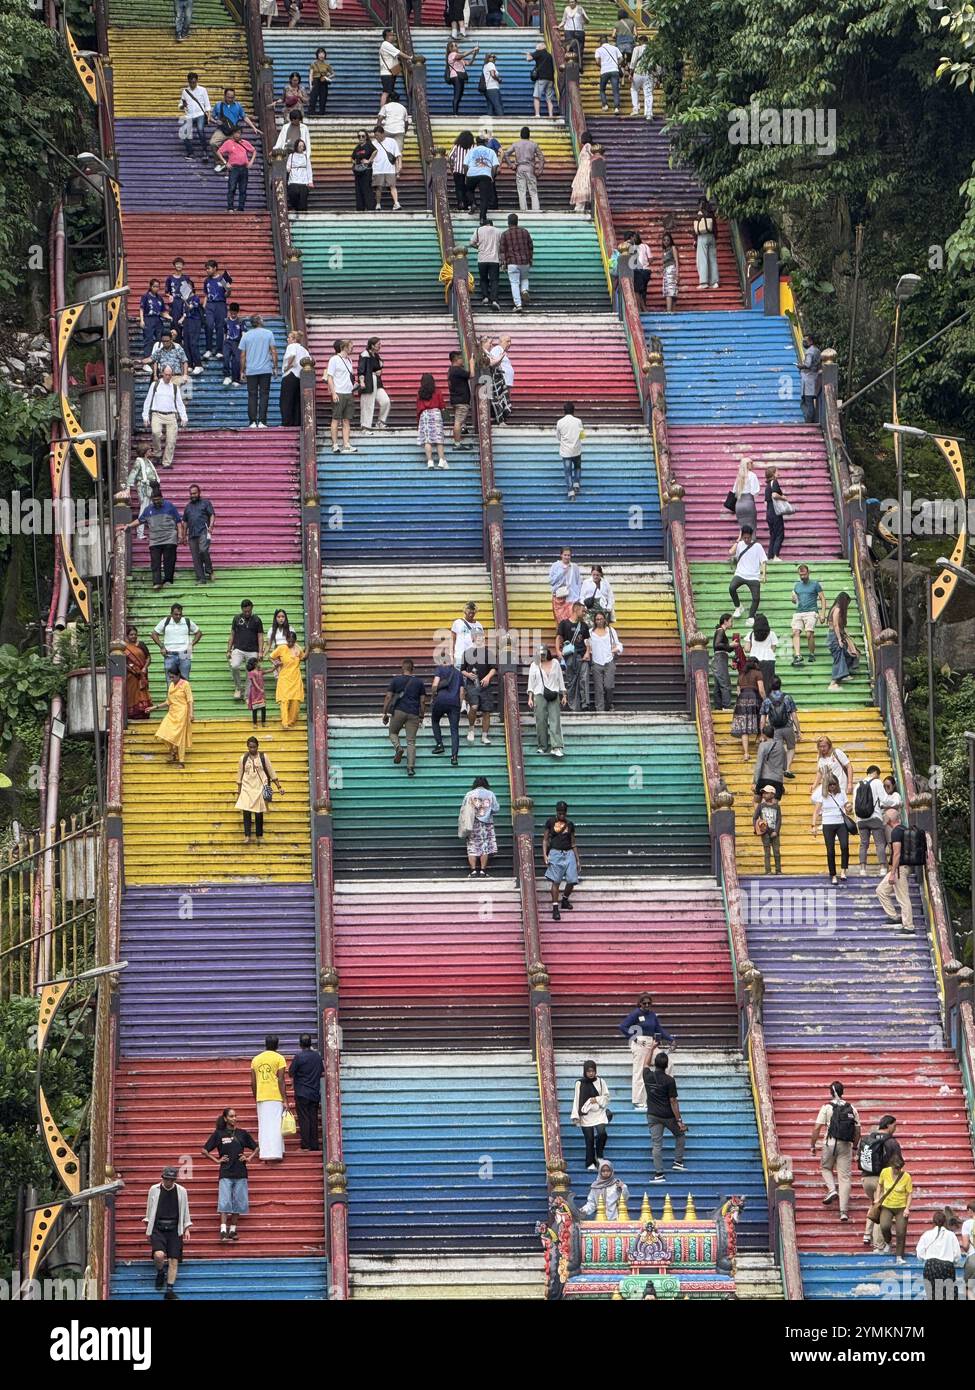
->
350;1253;544;1300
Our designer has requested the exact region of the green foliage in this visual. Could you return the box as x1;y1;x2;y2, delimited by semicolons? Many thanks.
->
0;644;65;749
0;1;94;309
0;993;93;1279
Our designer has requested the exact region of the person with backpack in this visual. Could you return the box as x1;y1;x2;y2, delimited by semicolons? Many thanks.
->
383;657;427;777
759;675;800;777
151;602;202;682
208;86;259;165
857;1114;902;1250
141;367;188;474
810;1080;860;1222
226;600;265;702
854;764;887;874
236;736;283;842
876;808;920;931
873;1155;914;1263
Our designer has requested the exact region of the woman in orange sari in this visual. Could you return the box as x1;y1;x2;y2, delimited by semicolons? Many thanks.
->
125;625;153;719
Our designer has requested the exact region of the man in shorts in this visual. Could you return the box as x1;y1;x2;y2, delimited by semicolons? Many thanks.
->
790;562;826;664
527;38;557;118
462;641;499;746
144;1165;191;1300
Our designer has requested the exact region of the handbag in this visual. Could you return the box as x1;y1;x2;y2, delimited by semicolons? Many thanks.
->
281;1109;297;1136
772;496;796;517
458;795;476;838
866;1172;904;1224
259;752;274;803
828;793;857;835
543;685;560;702
723;489;738;513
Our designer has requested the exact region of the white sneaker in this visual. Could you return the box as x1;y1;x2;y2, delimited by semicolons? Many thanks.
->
746;617;755;626
552;748;564;759
192;366;203;375
438;460;449;469
332;446;341;454
257;422;268;429
481;735;491;745
342;446;358;454
143;364;153;374
732;606;742;618
223;376;232;386
248;422;258;429
466;729;475;743
203;351;213;359
427;461;436;469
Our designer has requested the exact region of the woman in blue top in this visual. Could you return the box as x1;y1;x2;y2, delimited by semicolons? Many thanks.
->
431;662;463;765
140;280;168;359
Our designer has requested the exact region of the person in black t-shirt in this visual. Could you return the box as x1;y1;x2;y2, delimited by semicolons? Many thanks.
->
383;657;427;777
227;599;265;701
462;641;499;748
431;661;463;764
556;601;591;711
643;1051;686;1181
448;351;472;448
203;1107;258;1242
543;799;580;920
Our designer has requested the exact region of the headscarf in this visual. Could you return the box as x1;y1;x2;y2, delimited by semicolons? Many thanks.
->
589;1160;617;1195
578;1060;600;1112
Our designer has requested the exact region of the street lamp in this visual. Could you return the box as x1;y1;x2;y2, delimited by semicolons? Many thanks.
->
891;274;922;698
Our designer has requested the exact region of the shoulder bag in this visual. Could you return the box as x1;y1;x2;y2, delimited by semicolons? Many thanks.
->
866;1172;904;1224
259;753;274;803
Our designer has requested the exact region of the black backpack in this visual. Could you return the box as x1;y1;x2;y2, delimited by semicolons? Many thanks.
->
827;1101;858;1143
767;696;790;730
444;63;453;84
854;779;876;820
477;71;488;95
900;825;928;867
858;1131;888;1176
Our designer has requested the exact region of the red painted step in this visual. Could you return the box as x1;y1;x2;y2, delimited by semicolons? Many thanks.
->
766;1049;975;1253
112;1059;325;1260
122;213;280;318
611;212;743;311
666;424;843;560
307;316;460;426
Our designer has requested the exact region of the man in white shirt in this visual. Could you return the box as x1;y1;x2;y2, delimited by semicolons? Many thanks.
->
810;1082;860;1223
451;602;484;668
588;611;623;711
151;602;203;681
581;564;614;620
548;546;581;625
554;402;584;499
325;338;358;454
179;73;211;160
142;366;188;470
469;219;501;309
274;111;312;154
728;526;767;624
482;54;503;117
370;127;402;212
376;99;410;155
378;29;409;107
593;36;624;113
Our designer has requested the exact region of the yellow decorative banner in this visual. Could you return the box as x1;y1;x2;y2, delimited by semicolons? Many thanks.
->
929;435;967;623
63;544;91;624
66;25;98;104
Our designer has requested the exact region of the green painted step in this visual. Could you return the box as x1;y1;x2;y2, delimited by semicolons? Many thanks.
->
521;716;711;876
127;566;305;720
328;718;513;877
689;560;873;708
291;214;610;315
110;0;234;24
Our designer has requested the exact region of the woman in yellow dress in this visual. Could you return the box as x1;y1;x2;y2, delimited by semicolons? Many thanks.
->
154;674;194;767
270;629;305;729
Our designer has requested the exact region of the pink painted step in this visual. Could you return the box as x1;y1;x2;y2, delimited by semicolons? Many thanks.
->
667;424;843;561
129;428;301;569
612;212;743;311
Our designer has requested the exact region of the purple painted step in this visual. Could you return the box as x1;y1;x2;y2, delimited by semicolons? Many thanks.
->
740;875;937;1048
119;885;317;1057
586;117;702;211
116;120;267;214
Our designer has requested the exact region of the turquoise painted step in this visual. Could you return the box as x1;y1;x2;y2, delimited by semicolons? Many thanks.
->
689;560;873;707
319;434;484;562
556;1054;770;1250
127;566;305;719
328;717;512;876
521;716;712;876
493;427;663;558
111;0;232;22
643;312;803;425
800;1254;931;1300
342;1053;548;1253
452;214;609;313
111;1258;328;1300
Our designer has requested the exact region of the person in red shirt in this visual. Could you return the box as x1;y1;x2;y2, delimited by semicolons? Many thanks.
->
416;373;448;470
215;135;257;213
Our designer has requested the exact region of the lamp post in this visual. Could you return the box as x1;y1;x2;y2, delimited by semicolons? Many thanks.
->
891;274;922;698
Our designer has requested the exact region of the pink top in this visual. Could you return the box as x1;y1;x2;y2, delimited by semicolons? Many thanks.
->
247;667;266;709
221;138;255;167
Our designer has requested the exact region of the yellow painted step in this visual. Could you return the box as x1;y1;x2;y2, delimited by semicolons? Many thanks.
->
108;28;253;116
712;708;893;876
123;720;310;882
322;574;495;645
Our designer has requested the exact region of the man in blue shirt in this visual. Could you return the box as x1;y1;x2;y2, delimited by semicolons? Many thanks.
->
202;259;233;358
618;992;675;1110
223;303;244;386
182;484;215;584
209;87;259;167
239;314;278;428
790;562;826;665
288;1035;325;1151
382;657;427;778
464;138;500;224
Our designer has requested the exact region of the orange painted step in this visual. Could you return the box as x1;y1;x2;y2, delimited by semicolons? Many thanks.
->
122;213;280;318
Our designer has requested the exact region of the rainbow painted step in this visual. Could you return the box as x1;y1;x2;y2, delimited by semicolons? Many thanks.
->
115;120;268;214
108;28;254;115
132;320;289;428
123;213;280;319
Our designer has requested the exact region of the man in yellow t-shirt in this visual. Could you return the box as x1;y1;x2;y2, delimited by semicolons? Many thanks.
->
250;1034;288;1161
875;1157;913;1263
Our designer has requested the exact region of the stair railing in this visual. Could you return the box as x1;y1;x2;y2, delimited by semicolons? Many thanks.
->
390;0;569;1200
540;0;803;1295
245;0;351;1298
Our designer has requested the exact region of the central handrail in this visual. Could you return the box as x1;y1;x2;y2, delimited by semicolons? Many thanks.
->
390;0;569;1199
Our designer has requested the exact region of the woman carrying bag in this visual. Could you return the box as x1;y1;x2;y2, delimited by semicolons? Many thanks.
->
826;591;860;693
811;773;855;884
571;1060;612;1170
527;647;567;757
765;464;793;561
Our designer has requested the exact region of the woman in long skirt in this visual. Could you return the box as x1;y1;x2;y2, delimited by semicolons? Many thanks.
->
826;591;860;692
729;658;765;761
271;629;306;728
661;231;680;311
125;626;153;719
235;735;283;842
154;675;193;767
570;132;594;213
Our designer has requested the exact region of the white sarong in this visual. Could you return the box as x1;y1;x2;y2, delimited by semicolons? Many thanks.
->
257;1099;284;1159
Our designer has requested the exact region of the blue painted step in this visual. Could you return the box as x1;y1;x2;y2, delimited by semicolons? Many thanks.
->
111;1257;328;1300
642;312;803;425
800;1254;931;1301
741;877;938;1049
132;320;288;430
556;1053;770;1251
